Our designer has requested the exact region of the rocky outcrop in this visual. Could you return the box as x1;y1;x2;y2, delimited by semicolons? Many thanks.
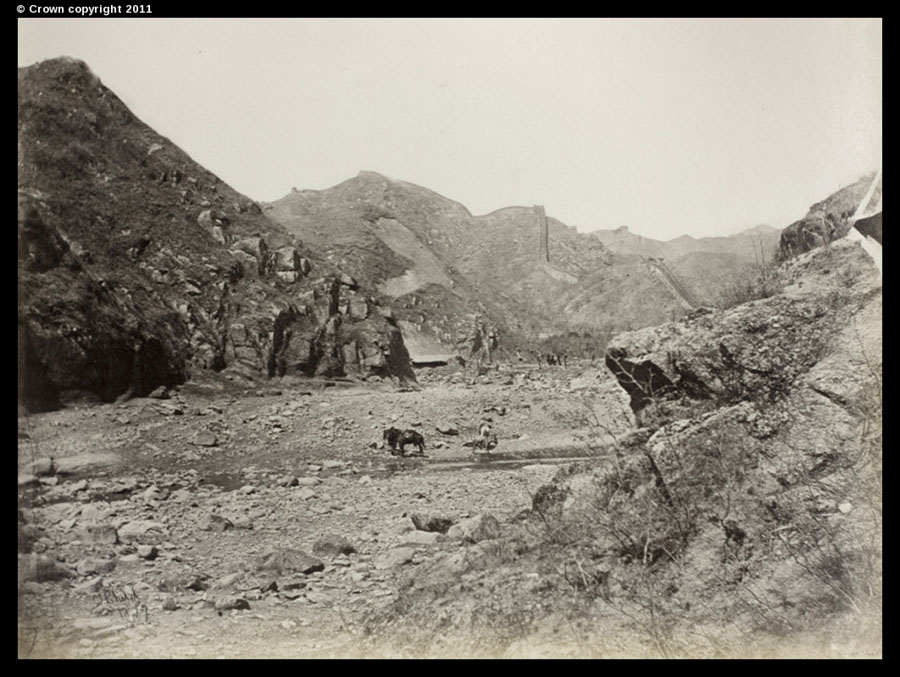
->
779;172;881;259
17;57;416;410
606;243;880;423
18;192;186;411
520;239;884;644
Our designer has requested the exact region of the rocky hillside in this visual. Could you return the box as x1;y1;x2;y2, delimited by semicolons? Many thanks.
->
779;172;882;259
361;228;882;658
268;172;760;352
590;224;783;307
18;58;415;411
265;173;524;359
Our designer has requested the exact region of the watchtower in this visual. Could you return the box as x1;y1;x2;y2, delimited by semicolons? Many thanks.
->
535;205;549;262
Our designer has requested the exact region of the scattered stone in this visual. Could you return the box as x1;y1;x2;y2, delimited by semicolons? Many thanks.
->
279;577;307;591
148;386;170;399
184;576;209;592
71;479;89;492
312;534;357;557
110;477;139;493
296;488;316;501
410;513;454;534
170;489;193;503
839;502;853;514
296;477;320;487
55;453;120;476
215;596;250;611
239;485;256;495
256;549;324;575
436;424;459;436
20;581;48;595
85;525;119;544
216;573;242;589
277;475;299;487
74;576;104;594
17;474;39;487
373;547;415;570
192;432;218;447
322;460;345;469
81;504;109;523
446;514;502;543
137;545;158;560
305;590;334;604
18;554;75;583
232;516;254;530
39;475;59;487
258;578;278;592
117;520;165;543
162;596;178;611
59;518;77;530
199;514;234;532
401;531;441;545
281;620;297;630
141;485;164;503
76;558;117;576
27;457;56;476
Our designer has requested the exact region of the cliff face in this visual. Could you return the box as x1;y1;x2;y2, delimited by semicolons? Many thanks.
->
18;58;415;410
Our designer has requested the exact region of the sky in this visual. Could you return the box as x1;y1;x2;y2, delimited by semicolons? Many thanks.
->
18;18;882;240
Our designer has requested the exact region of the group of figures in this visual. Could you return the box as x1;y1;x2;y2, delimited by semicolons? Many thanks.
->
535;352;568;368
382;419;498;457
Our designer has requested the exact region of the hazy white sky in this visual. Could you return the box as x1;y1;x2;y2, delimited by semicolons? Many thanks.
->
18;18;881;239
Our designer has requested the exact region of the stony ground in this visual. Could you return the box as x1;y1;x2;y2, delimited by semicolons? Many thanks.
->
18;362;634;659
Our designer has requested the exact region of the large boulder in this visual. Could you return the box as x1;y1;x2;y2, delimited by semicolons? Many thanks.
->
605;243;881;423
255;549;324;575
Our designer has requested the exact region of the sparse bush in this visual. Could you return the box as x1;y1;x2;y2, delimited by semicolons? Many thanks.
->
717;235;783;309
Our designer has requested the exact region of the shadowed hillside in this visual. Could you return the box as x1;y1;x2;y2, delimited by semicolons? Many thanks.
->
18;58;415;410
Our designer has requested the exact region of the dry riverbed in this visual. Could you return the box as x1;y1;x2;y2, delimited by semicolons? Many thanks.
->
18;364;632;658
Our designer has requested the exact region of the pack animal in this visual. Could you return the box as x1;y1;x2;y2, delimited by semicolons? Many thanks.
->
383;427;426;456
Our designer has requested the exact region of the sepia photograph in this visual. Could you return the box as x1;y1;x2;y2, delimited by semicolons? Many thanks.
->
18;16;882;658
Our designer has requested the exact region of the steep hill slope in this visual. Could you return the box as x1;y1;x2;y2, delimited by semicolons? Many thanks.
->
268;173;740;350
18;58;415;411
265;173;524;358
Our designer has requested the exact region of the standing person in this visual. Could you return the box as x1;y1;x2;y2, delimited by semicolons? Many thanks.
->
476;419;494;451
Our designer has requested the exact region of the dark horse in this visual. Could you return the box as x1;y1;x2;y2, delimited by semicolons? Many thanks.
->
383;427;426;456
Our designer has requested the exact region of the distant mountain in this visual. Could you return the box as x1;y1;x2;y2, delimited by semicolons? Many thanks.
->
18;58;415;411
269;173;681;354
268;175;789;350
589;224;781;261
